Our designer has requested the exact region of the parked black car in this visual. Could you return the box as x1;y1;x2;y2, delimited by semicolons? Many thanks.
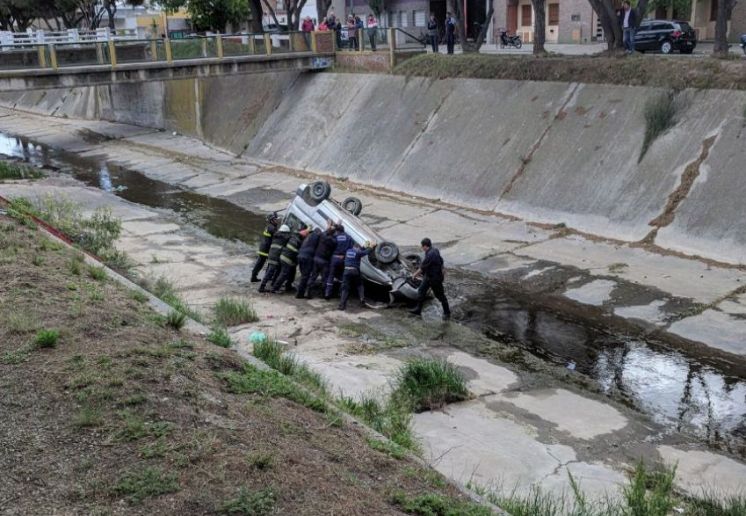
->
634;19;696;54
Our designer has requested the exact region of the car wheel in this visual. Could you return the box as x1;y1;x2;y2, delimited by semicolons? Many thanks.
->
374;241;399;264
309;181;331;203
341;196;363;216
515;39;522;49
660;40;673;54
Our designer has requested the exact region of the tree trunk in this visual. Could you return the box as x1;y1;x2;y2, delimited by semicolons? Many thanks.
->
587;0;623;51
250;0;264;32
713;0;736;55
316;0;332;21
471;5;494;51
531;0;546;54
104;1;117;31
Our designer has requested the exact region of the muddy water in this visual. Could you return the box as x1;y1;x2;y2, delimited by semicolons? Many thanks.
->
1;132;745;455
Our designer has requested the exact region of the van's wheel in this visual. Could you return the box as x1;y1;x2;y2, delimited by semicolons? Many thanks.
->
660;40;673;54
375;241;399;264
342;196;363;216
309;181;331;202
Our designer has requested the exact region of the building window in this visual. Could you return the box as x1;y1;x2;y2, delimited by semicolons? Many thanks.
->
399;10;408;27
413;10;426;26
710;0;718;21
521;4;532;26
548;4;559;24
571;14;581;21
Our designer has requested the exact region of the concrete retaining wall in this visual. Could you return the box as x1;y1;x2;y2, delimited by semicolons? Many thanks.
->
1;72;744;264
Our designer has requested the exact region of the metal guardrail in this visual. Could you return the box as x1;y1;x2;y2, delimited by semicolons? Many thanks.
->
335;27;427;52
0;28;138;48
0;31;335;72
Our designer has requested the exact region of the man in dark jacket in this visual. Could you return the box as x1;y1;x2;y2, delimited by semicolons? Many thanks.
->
338;241;375;311
251;213;279;282
304;223;336;299
324;223;353;299
259;224;290;293
295;226;322;298
619;0;637;53
271;227;306;293
409;237;451;320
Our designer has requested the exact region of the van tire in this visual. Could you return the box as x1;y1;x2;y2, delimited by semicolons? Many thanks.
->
375;241;399;264
342;197;363;216
310;181;331;202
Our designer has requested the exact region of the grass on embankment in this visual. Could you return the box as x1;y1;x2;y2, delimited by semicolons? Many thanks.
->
394;53;746;90
0;213;486;514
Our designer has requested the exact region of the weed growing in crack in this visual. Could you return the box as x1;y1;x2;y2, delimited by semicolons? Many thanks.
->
393;358;469;412
166;310;187;330
0;161;44;181
640;91;680;162
207;327;232;348
87;265;107;281
213;297;258;327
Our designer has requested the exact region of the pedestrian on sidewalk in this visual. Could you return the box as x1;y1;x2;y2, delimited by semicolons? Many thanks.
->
409;238;451;320
302;16;315;50
259;223;290;293
339;241;376;311
347;16;358;50
445;12;456;54
619;0;637;54
367;13;378;51
250;212;279;282
428;13;439;53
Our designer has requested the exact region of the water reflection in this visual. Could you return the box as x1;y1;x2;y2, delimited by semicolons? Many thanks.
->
461;291;746;452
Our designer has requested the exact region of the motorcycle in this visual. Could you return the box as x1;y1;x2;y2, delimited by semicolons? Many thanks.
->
741;34;746;55
499;29;522;49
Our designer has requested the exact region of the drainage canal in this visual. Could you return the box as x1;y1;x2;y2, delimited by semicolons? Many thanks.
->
1;132;744;457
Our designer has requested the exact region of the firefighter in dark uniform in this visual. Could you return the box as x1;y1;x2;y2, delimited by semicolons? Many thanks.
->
295;226;322;298
409;237;451;320
251;213;279;282
324;223;353;299
259;224;290;293
303;221;336;299
338;241;375;311
271;227;306;293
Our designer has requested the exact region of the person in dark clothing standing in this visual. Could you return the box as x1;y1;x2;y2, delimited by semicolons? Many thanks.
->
427;13;439;53
251;213;279;282
445;12;456;54
304;222;336;299
409;238;451;320
295;226;322;298
339;241;375;311
271;228;306;293
259;224;290;293
325;223;353;299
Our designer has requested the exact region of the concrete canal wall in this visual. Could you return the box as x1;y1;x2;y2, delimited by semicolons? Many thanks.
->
1;72;744;265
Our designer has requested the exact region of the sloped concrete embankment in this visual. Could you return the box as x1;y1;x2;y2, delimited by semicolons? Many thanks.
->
1;73;745;265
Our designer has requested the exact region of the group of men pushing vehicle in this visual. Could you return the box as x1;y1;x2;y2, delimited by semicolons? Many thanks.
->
250;213;451;319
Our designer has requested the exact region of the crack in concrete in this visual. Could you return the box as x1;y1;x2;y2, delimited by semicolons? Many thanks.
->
498;83;581;200
642;135;717;244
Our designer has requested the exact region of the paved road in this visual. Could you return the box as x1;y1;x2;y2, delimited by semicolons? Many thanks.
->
431;41;744;56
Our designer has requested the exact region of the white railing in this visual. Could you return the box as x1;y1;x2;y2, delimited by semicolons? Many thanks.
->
0;28;139;48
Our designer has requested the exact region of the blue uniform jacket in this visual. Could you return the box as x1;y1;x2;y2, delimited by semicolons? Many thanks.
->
332;232;353;256
344;247;371;270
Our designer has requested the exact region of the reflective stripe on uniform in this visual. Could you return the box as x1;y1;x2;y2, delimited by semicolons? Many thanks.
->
286;244;298;253
280;255;296;265
258;251;269;257
262;231;272;237
270;243;283;250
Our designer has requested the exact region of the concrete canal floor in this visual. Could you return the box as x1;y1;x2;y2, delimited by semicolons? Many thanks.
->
1;108;745;501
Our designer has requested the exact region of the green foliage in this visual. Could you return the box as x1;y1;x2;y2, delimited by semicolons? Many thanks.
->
148;275;202;323
220;365;327;413
644;0;690;19
338;393;417;451
685;494;746;515
35;329;60;348
640;91;679;162
166;310;187;330
393;358;469;412
113;467;179;503
623;461;675;516
158;0;250;32
246;451;275;470
213;297;258;327
0;161;43;181
87;265;107;281
391;491;492;516
219;487;275;515
367;438;407;460
207;327;233;348
73;405;103;428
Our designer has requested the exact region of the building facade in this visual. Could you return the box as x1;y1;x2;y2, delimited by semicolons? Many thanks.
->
492;0;597;43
